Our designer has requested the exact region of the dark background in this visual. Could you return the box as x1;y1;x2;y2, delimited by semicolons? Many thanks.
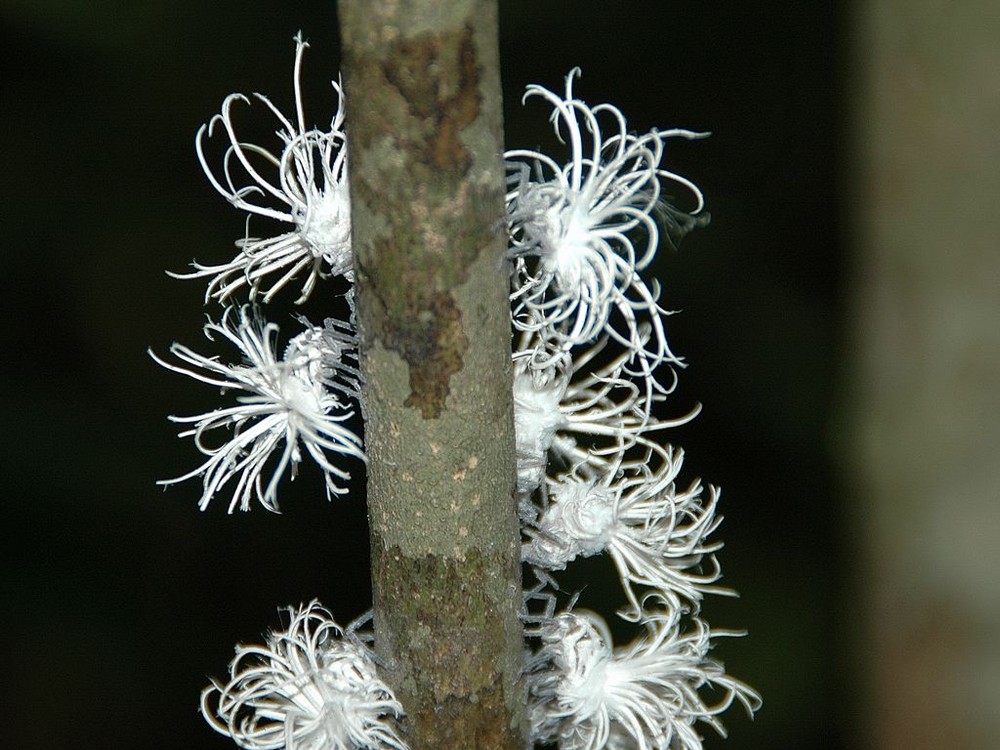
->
1;2;848;748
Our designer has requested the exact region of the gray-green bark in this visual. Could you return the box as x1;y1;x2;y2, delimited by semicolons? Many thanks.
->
337;1;526;748
847;2;1000;748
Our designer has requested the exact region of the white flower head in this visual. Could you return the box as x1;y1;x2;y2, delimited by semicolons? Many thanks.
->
150;306;364;512
523;450;729;621
512;332;698;497
202;601;408;750
174;33;352;304
511;352;645;498
527;610;760;750
506;68;709;382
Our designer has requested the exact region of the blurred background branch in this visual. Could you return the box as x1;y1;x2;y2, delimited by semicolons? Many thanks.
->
846;1;1000;747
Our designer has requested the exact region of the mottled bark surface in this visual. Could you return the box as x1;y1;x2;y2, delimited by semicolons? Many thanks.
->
337;2;526;748
847;2;1000;748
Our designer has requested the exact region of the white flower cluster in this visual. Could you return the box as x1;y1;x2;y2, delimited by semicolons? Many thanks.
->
509;70;760;750
155;38;408;750
506;69;709;393
152;35;362;514
154;34;756;750
526;609;757;750
149;306;363;512
175;34;352;304
202;601;407;750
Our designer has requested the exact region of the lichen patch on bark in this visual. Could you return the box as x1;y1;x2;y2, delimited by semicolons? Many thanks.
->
371;543;526;750
347;22;491;419
379;285;467;419
379;25;480;173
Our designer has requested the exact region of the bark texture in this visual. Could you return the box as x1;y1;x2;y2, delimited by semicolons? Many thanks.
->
337;2;526;748
847;2;1000;748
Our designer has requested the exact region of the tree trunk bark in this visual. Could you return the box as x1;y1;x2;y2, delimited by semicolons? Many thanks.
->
337;2;526;748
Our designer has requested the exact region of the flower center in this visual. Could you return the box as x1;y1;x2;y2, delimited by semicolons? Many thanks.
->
543;197;594;291
300;185;351;266
558;481;616;555
282;367;325;419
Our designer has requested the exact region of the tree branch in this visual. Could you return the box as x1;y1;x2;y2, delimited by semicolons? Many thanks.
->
337;1;526;747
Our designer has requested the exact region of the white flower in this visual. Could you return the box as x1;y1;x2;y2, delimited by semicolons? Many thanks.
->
523;451;728;621
512;333;697;497
202;601;408;750
527;610;759;750
150;306;363;512
173;33;352;304
505;68;708;383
